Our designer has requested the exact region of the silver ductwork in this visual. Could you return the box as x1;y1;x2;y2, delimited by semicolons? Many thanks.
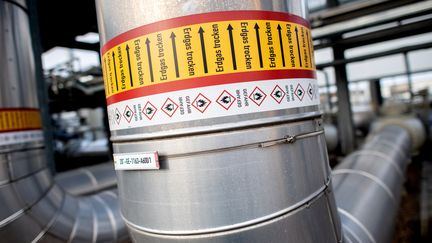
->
55;163;117;196
96;0;342;242
324;123;338;152
333;118;425;243
370;115;426;153
2;0;425;242
0;0;127;242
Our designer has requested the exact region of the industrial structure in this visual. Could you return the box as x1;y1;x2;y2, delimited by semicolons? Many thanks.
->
0;0;431;242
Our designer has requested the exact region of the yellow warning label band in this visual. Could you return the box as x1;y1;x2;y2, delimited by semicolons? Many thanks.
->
101;11;315;99
0;109;42;132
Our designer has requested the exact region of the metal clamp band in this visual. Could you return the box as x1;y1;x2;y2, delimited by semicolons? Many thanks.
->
165;130;325;159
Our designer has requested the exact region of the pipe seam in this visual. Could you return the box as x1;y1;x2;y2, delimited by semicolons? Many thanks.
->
31;187;67;243
0;178;54;228
342;224;362;243
0;170;54;229
364;138;408;161
78;168;99;187
338;208;376;243
125;187;329;238
333;169;396;204
349;150;404;178
91;201;98;243
94;195;118;242
122;179;331;236
67;200;81;243
0;166;48;187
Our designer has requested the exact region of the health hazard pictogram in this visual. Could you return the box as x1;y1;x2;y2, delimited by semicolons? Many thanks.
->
249;87;267;106
192;93;211;113
294;84;305;101
123;105;135;123
115;108;122;125
142;101;157;120
216;90;236;110
161;98;179;117
307;83;314;100
270;85;286;104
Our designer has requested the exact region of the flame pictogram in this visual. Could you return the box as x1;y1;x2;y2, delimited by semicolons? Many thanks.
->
165;103;174;111
197;99;207;107
254;93;263;100
221;96;231;104
146;107;154;115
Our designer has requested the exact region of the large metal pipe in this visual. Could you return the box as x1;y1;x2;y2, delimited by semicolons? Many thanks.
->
0;1;128;242
55;162;117;196
324;123;338;152
96;1;342;242
370;115;426;153
333;118;425;243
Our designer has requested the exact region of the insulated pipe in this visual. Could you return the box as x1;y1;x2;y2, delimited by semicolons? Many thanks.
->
324;123;338;152
0;1;128;242
333;120;424;243
96;1;342;242
370;115;426;153
55;162;117;196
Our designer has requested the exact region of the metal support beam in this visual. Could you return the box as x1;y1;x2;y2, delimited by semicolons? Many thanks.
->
403;52;413;101
369;79;383;113
313;1;432;39
27;0;56;173
326;0;339;8
314;18;432;50
333;46;355;154
317;42;432;69
311;0;416;27
322;69;333;112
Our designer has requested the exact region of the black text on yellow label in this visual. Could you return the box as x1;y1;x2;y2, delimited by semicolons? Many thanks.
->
101;19;315;98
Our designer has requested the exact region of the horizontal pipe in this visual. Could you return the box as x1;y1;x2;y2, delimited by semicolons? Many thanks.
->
54;162;117;196
334;117;425;243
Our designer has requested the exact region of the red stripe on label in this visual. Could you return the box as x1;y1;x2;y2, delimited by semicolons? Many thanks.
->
101;10;310;54
106;69;316;105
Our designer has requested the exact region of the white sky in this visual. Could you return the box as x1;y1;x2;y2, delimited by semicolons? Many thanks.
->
42;47;100;72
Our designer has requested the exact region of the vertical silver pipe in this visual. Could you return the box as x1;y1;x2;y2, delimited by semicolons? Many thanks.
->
96;1;342;242
0;1;128;242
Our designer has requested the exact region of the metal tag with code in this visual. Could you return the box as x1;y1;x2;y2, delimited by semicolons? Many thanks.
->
113;152;160;170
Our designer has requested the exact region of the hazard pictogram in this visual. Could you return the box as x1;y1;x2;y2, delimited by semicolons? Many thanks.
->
115;108;121;125
294;84;305;101
142;101;157;120
161;98;179;117
270;85;286;104
249;87;267;106
307;83;314;100
123;105;135;123
192;93;211;113
216;90;236;110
